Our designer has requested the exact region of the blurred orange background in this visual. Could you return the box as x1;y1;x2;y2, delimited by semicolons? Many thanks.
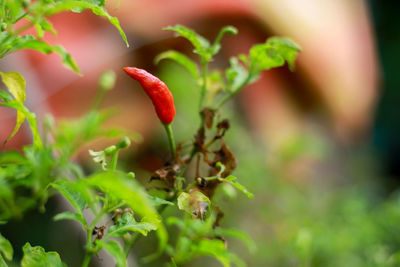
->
0;0;380;180
0;0;378;140
4;1;400;266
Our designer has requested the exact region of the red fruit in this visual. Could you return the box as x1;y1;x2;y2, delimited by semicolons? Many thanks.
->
123;67;175;124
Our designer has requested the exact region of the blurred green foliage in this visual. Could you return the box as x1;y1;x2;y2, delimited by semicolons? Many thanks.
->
158;60;400;267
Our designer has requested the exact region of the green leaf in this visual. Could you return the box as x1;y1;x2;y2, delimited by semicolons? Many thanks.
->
213;228;257;253
249;43;284;73
249;37;301;75
0;99;42;148
210;26;238;56
224;176;254;198
173;236;194;263
0;71;26;143
195;239;245;267
0;72;25;103
155;50;199;80
164;25;238;63
238;54;249;67
0;150;25;164
45;1;129;47
37;18;57;36
225;57;249;93
96;240;126;267
196;239;229;266
52;180;86;212
27;16;57;39
0;234;13;261
9;35;80;74
219;183;237;199
51;180;89;225
54;110;137;157
168;215;215;240
0;254;7;267
177;191;211;216
53;211;84;224
107;212;157;238
21;243;65;267
164;25;211;62
86;172;167;258
4;1;23;23
90;7;128;48
166;217;186;229
148;196;175;207
51;45;80;73
266;37;301;71
34;23;45;39
0;90;12;102
86;172;158;223
177;192;191;213
190;214;215;238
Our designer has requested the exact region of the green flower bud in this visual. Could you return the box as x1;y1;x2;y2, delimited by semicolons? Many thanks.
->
127;172;135;179
43;114;55;130
22;0;30;8
116;136;131;149
104;145;116;156
1;23;7;32
98;70;116;91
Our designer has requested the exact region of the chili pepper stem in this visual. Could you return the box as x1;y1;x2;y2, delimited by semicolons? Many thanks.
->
163;123;176;158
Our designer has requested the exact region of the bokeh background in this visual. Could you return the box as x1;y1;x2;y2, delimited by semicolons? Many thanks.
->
1;0;400;266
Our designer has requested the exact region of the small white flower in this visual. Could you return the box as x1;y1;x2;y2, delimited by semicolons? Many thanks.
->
88;149;107;170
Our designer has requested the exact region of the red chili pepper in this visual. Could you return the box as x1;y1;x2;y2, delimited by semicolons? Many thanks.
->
123;67;175;124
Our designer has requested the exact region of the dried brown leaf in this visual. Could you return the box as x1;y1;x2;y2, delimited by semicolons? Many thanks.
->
150;164;180;187
201;108;216;129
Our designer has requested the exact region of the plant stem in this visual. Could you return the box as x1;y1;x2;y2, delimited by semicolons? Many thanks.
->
91;89;106;110
82;207;107;267
0;48;10;59
2;102;44;149
0;1;5;20
123;232;141;256
170;257;178;267
190;58;209;166
13;21;34;35
91;84;109;110
82;251;92;267
199;61;207;109
195;154;200;177
163;123;176;158
82;229;94;267
109;150;119;171
123;201;172;257
25;109;43;149
82;254;90;267
185;175;220;192
216;74;252;108
13;11;30;24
